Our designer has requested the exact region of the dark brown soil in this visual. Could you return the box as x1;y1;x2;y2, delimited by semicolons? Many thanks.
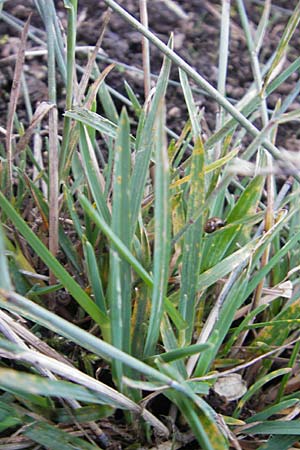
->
1;1;300;150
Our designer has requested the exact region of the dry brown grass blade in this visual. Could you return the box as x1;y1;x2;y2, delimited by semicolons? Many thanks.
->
140;0;151;99
76;8;112;104
84;62;115;109
48;106;59;288
15;102;55;154
6;14;32;197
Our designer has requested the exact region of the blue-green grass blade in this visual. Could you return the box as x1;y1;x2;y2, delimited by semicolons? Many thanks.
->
65;107;120;140
109;251;124;386
82;237;106;314
79;124;111;223
108;108;132;385
124;80;142;116
63;184;83;239
59;0;77;176
159;314;187;378
195;269;249;377
0;367;118;407
96;72;119;124
144;103;171;357
0;224;13;290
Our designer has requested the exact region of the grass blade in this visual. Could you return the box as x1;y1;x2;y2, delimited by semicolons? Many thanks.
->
79;124;111;223
144;103;171;356
178;70;205;345
108;108;132;385
0;191;109;330
130;38;172;235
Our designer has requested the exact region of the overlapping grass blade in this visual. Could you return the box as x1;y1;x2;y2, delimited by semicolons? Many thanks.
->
257;435;300;450
79;194;185;330
262;1;300;92
0;191;108;329
79;124;111;222
246;398;299;423
234;368;291;418
201;175;265;271
59;0;77;176
82;237;107;314
156;361;229;450
24;421;99;450
130;37;172;236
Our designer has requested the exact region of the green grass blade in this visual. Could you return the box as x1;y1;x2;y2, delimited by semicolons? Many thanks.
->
257;435;299;450
0;191;109;330
244;420;300;435
159;314;187;378
59;0;77;177
173;395;227;450
0;367;119;407
198;241;255;291
96;70;119;123
130;38;172;236
144;103;171;357
246;399;299;423
234;368;291;418
24;421;98;450
82;237;107;314
0;225;13;290
201;176;264;271
195;268;250;376
79;124;111;223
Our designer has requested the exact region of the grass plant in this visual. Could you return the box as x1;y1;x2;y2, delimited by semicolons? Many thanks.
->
1;0;300;448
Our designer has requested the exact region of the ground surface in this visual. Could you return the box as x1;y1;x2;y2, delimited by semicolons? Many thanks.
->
1;1;300;149
0;1;300;449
